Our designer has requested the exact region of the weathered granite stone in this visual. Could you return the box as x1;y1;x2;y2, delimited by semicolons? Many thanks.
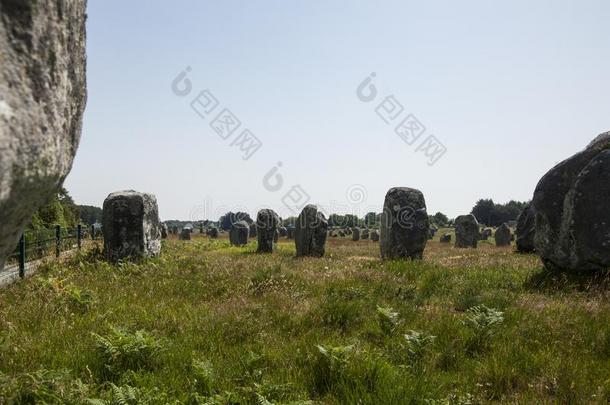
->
286;226;295;239
102;191;161;262
161;224;168;239
295;205;328;257
440;233;452;243
256;209;280;253
481;228;493;240
279;227;288;237
249;222;257;238
0;1;87;269
361;228;370;240
180;227;192;241
371;230;380;242
230;221;249;246
208;226;219;239
455;214;479;248
380;187;429;260
494;223;511;247
533;132;610;271
352;227;360;241
516;204;536;253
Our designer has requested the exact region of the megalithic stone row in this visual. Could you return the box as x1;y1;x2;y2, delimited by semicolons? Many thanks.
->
494;223;511;246
256;209;280;253
455;214;479;248
516;204;536;253
295;205;328;257
380;187;430;260
102;191;162;262
533;132;610;271
230;221;249;246
0;1;87;270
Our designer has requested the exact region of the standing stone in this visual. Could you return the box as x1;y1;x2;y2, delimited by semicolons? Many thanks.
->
161;224;168;239
249;222;258;238
279;227;288;237
494;223;511;247
180;227;192;241
352;227;361;241
286;226;295;239
380;187;429;260
440;234;452;243
208;226;219;239
256;209;280;253
102;191;161;262
361;228;370;240
295;205;328;257
481;228;493;240
455;215;479;248
229;221;249;246
516;204;536;253
0;1;87;270
371;230;380;242
533;132;610;271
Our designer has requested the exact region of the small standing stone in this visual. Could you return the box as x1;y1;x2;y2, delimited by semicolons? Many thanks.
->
256;209;280;253
455;214;479;248
279;227;288;237
180;227;192;241
361;228;370;240
102;190;162;262
208;226;219;239
249;222;257;238
295;205;328;257
286;226;295;239
352;227;360;241
371;230;380;242
516;204;536;253
380;187;429;260
161;224;168;239
440;233;452;243
494;223;511;247
229;221;249;246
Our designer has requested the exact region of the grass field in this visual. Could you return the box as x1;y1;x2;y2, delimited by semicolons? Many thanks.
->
2;233;610;404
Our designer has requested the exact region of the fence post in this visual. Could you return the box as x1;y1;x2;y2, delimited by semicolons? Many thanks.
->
55;225;61;258
91;224;95;240
18;233;25;279
77;224;82;250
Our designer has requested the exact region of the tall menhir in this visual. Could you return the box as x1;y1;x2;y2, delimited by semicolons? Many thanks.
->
0;1;87;269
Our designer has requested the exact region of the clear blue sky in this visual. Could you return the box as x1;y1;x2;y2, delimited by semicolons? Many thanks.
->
65;0;610;221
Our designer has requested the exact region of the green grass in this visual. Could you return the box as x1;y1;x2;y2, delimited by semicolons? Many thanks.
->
1;236;610;403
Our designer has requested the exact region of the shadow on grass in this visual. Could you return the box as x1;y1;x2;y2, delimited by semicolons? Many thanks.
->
525;267;610;293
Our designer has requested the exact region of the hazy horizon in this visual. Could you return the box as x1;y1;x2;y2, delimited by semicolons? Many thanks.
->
64;0;610;221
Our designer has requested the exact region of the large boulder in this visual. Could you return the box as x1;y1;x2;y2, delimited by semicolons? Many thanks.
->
295;204;328;257
0;1;87;269
494;223;511;247
516;204;536;253
229;221;249;246
102;191;162;262
533;132;610;271
455;215;479;248
256;209;280;253
380;187;429;260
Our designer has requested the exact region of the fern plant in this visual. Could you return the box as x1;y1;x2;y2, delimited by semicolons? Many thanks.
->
309;344;354;396
66;286;96;313
376;305;400;335
463;305;504;353
404;330;436;371
191;357;216;396
92;326;164;378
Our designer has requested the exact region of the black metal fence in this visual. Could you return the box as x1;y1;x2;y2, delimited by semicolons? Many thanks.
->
4;224;102;279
